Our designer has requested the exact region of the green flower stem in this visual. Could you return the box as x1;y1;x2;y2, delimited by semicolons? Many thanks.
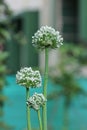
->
26;88;31;130
43;48;49;130
37;110;42;130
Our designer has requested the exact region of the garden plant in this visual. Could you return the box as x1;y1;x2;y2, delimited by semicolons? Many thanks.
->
48;43;87;130
16;25;63;130
0;0;12;129
0;1;27;129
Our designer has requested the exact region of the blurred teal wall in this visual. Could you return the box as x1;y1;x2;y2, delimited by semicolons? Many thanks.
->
7;11;39;73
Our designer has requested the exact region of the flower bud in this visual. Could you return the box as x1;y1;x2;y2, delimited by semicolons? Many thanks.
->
16;67;42;88
32;25;63;49
26;93;47;110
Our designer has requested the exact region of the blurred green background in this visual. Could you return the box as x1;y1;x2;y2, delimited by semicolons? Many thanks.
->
0;0;87;130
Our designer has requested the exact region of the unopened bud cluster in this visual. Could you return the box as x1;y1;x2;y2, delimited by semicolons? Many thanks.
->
32;25;63;49
16;67;41;88
26;93;46;110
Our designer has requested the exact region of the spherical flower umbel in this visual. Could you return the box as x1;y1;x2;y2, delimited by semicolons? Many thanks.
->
26;93;47;110
16;67;42;88
32;25;63;49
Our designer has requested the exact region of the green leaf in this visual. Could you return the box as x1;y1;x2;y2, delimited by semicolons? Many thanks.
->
0;65;7;73
0;51;9;61
0;28;11;40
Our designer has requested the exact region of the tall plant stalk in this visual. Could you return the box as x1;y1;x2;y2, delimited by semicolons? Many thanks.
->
37;110;42;130
43;48;49;130
26;88;31;130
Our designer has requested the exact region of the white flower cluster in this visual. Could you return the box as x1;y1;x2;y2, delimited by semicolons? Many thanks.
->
32;25;63;49
16;67;41;88
26;93;47;110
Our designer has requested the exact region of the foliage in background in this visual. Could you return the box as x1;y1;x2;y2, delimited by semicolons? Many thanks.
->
0;1;27;129
0;1;28;130
60;43;87;65
48;43;87;130
0;0;13;129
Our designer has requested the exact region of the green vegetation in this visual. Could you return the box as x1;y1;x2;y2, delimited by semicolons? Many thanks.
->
0;0;12;129
49;43;87;130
